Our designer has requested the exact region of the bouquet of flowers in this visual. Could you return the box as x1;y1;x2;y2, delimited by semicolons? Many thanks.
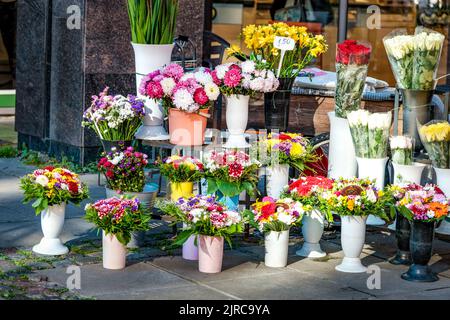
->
85;197;151;245
213;60;279;96
172;195;244;247
226;22;327;78
347;109;392;158
139;63;220;114
418;120;450;169
383;27;445;90
156;155;204;183
251;132;318;172
204;150;260;197
392;183;449;222
98;146;149;192
82;87;145;141
247;197;305;233
335;40;371;118
21;166;89;215
282;176;334;221
390;135;414;165
322;178;393;220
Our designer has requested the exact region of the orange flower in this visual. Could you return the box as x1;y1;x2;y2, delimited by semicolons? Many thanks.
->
429;202;448;219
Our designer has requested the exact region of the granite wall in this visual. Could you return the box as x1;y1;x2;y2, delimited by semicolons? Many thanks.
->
16;0;210;165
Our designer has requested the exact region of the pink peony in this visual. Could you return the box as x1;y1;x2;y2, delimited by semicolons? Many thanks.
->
223;69;242;88
162;63;184;81
193;88;209;106
145;81;164;99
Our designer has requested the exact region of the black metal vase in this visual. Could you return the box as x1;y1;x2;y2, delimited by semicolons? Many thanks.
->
401;220;438;282
101;140;133;153
390;211;412;265
263;78;295;132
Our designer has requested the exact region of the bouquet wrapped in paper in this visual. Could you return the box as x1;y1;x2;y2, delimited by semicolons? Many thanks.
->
335;40;371;118
383;27;444;90
348;110;392;159
418;120;450;169
390;136;414;165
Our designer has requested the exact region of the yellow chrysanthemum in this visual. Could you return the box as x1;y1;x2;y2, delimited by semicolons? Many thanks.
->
420;122;450;142
290;143;305;158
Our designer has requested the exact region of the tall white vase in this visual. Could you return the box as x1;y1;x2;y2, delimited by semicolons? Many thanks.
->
223;94;250;149
132;43;173;140
265;230;290;268
434;167;450;235
327;112;357;179
296;209;326;258
356;157;388;226
388;162;426;230
266;164;289;199
32;204;69;256
335;215;368;273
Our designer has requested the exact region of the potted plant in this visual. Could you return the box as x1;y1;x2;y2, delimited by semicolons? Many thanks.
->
228;23;327;131
82;87;145;151
418;120;450;235
247;197;304;268
204;150;260;211
127;0;178;140
141;65;220;146
85;197;151;270
347;109;392;226
213;60;279;148
98;146;157;247
173;195;243;273
251;132;318;199
387;135;426;231
324;178;394;273
395;183;449;282
282;176;334;258
20;166;89;255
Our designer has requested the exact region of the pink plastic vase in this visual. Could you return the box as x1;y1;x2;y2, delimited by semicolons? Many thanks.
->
102;231;127;270
198;235;224;273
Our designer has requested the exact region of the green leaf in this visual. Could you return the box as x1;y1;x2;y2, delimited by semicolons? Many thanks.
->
217;180;239;197
32;198;42;208
206;179;219;194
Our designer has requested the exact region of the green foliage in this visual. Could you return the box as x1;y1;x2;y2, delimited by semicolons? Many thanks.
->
127;0;178;45
0;145;18;158
85;200;151;246
158;162;203;183
155;199;186;224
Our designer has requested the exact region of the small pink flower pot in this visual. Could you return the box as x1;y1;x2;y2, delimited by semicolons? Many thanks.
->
198;235;224;273
102;231;127;270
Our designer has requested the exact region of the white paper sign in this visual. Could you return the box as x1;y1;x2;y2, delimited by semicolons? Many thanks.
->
273;36;295;51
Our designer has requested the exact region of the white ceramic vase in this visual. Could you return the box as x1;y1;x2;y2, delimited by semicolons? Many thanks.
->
32;204;69;256
266;164;289;199
182;223;198;261
335;215;368;273
434;167;450;235
356;156;388;226
388;162;426;230
102;231;127;270
132;43;173;140
223;94;250;149
327;111;357;179
296;209;326;258
265;230;290;268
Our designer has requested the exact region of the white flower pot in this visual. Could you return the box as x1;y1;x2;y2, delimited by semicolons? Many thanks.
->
434;167;450;235
182;223;198;261
102;231;127;270
388;162;426;230
132;43;173;140
223;94;250;149
296;209;326;258
265;230;290;268
335;215;368;273
356;156;388;226
32;204;69;256
327;111;357;179
266;164;289;199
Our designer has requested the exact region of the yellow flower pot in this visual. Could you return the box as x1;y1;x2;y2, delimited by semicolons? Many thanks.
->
170;182;194;201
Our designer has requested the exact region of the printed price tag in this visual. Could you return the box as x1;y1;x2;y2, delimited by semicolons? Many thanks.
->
273;36;295;51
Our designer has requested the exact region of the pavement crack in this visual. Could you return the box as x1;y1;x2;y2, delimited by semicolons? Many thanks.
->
424;286;450;292
346;286;377;298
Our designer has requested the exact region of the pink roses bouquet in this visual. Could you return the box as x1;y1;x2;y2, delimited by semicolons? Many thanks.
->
213;60;279;96
139;63;220;114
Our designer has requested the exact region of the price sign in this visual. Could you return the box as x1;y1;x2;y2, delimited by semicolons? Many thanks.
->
273;36;295;51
